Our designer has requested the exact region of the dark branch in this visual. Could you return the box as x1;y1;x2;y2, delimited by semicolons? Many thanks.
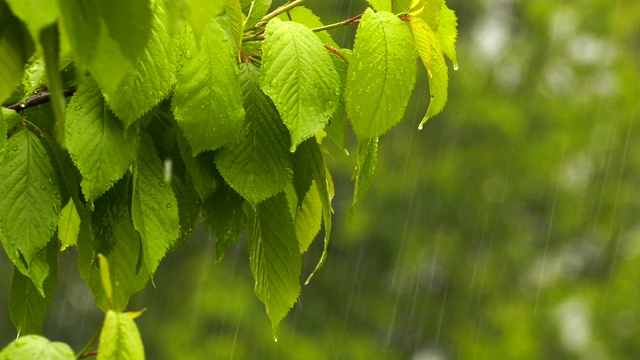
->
3;87;77;112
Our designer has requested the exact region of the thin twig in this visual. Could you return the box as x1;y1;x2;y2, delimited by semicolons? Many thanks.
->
311;14;362;33
3;87;76;112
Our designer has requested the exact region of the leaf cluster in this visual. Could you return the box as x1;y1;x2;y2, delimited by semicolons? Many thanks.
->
0;0;457;355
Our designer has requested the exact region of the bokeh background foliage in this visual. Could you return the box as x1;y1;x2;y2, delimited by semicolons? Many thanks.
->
2;0;640;358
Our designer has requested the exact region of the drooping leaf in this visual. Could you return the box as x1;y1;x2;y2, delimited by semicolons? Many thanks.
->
0;335;74;360
65;77;135;203
351;137;378;214
215;62;292;206
168;175;201;252
1;234;49;296
4;0;59;41
89;177;150;312
97;253;113;303
97;310;145;360
203;184;247;262
0;2;34;103
56;0;99;67
420;0;444;30
177;134;220;201
295;181;322;253
345;8;417;140
96;0;152;64
8;240;57;336
276;7;338;48
261;18;340;151
58;200;80;251
411;17;448;125
296;139;332;283
131;130;179;275
436;4;458;69
187;0;226;46
40;25;67;145
241;0;271;29
291;142;313;207
0;129;61;266
249;192;301;336
103;1;176;128
172;22;244;155
226;0;243;56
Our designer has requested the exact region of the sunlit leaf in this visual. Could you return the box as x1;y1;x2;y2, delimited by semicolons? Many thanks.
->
97;310;145;360
345;8;417;140
0;335;74;360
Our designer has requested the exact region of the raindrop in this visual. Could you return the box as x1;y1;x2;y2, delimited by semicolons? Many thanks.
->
357;62;363;70
158;180;166;187
88;87;95;92
40;185;46;190
75;104;83;111
418;123;424;130
221;37;229;42
48;177;53;184
453;64;459;71
165;203;171;208
270;79;278;87
19;103;25;108
12;146;18;152
185;50;192;59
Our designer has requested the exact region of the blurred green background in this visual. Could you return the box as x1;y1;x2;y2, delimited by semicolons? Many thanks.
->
3;0;640;358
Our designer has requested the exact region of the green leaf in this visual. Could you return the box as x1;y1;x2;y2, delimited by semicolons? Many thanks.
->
2;108;22;129
98;310;145;360
65;77;135;203
215;62;292;206
164;0;189;34
297;139;332;283
187;0;226;46
98;253;113;303
411;17;448;125
89;177;150;312
249;192;301;336
1;237;50;295
241;0;271;29
131;130;179;275
40;25;67;146
276;7;338;48
177;134;220;201
58;200;80;251
0;335;74;360
203;184;247;262
0;129;61;265
436;4;458;69
96;0;152;64
21;57;46;102
56;0;99;68
419;0;443;30
0;2;34;103
8;240;57;336
226;0;243;56
0;109;5;156
261;18;340;152
4;0;59;42
345;8;417;140
172;22;244;155
103;1;176;129
168;175;201;252
351;137;378;214
291;142;313;207
295;181;322;253
366;0;412;13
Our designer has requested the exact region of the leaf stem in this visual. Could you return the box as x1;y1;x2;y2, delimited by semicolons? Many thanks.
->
3;87;76;112
310;14;362;33
255;0;306;27
324;45;349;65
75;326;102;360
